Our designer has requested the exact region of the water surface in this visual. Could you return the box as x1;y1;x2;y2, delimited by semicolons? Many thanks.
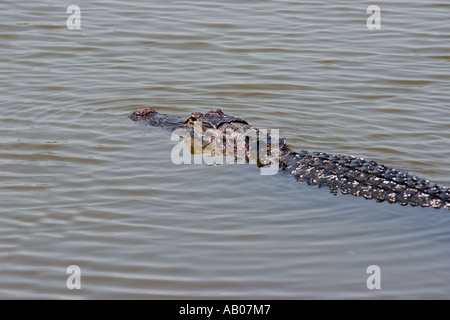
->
1;0;449;299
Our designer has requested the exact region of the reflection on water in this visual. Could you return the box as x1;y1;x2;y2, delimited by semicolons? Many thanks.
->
0;0;449;299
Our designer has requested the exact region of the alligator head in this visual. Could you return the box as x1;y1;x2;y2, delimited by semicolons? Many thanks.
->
130;107;280;166
129;108;250;134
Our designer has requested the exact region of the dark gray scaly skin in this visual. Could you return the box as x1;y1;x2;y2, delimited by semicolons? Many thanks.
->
130;108;450;210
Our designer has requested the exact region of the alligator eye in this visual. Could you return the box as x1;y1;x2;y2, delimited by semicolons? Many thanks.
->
184;112;204;125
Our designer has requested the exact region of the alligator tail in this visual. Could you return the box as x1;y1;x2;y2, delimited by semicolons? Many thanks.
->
278;139;450;210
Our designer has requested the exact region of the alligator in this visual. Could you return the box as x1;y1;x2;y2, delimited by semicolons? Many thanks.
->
130;108;450;210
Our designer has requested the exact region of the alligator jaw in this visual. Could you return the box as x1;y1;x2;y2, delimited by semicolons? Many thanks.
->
129;108;185;132
129;108;157;120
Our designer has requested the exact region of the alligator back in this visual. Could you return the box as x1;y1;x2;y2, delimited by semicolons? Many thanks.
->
279;142;449;210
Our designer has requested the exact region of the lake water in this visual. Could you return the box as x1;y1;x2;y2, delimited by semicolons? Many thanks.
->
1;0;449;299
